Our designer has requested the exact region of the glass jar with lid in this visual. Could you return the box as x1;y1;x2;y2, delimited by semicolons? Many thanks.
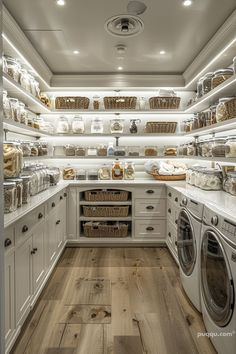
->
187;142;197;156
124;161;135;180
110;119;124;134
192;114;199;130
97;144;107;156
184;120;191;133
198;169;223;191
21;176;31;204
57;116;70;134
91;117;103;134
88;169;99;180
64;144;75;156
21;141;31;157
5;56;21;82
93;95;100;110
212;138;226;157
9;98;20;122
112;160;124;180
22;166;39;196
19;102;28;125
87;146;97;156
202;72;214;95
212;68;234;89
2;55;8;74
223;172;236;196
75;146;86;156
98;165;111;180
7;178;23;208
225;136;236;158
201;139;213;157
3;90;12;120
196;76;204;98
144;146;158;156
127;146;140;157
210;104;217;125
19;68;31;92
76;169;87;180
28;74;37;96
71;116;85;134
30;142;39;156
4;182;17;213
216;98;232;122
129;119;141;134
4;142;20;178
38;142;49;156
114;146;126;156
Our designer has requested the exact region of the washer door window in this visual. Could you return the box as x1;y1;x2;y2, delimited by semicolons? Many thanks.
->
201;231;234;327
177;210;196;276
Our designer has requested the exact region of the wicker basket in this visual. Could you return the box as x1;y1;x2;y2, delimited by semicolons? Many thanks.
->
149;97;181;109
83;206;129;217
83;222;129;238
151;172;186;181
55;96;90;109
145;122;177;133
84;190;129;202
104;96;137;109
224;97;236;120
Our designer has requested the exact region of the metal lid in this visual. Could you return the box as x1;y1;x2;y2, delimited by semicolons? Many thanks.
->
214;68;234;75
6;178;23;183
21;175;32;181
4;181;16;187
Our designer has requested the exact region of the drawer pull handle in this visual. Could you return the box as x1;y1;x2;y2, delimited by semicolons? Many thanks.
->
168;232;171;237
56;220;61;225
146;190;154;194
31;250;36;255
146;205;154;210
168;192;172;197
5;238;12;248
168;208;171;214
146;227;154;231
64;192;67;197
175;220;178;225
38;212;43;219
52;202;56;208
60;196;63;200
175;241;177;246
22;225;29;233
175;197;178;202
33;248;38;252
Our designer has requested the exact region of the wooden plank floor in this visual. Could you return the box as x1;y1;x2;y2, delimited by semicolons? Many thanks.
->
11;247;216;354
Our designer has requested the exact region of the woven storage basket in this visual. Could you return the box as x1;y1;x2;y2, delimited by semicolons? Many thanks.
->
83;206;129;217
83;222;129;237
84;190;129;202
224;97;236;120
55;96;90;109
145;122;177;133
151;172;186;181
104;96;137;109
149;97;181;109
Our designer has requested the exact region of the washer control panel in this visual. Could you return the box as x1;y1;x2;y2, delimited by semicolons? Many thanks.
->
222;219;236;238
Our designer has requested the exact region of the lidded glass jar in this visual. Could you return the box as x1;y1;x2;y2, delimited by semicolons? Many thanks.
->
211;138;226;157
87;146;97;156
21;176;31;204
212;68;234;89
114;146;126;156
21;141;31;157
71;116;85;134
28;74;37;96
93;95;100;110
57;116;70;134
225;136;236;158
112;160;124;180
97;144;107;156
144;146;158;156
22;166;39;196
30;142;39;156
196;76;204;98
87;169;99;180
210;104;217;125
7;178;23;208
75;146;86;156
98;164;111;180
4;141;22;178
91;117;103;134
4;181;17;213
216;98;232;122
19;68;31;91
2;55;8;74
64;144;75;156
5;56;21;82
198;169;223;191
124;161;135;180
76;169;86;180
129;119;141;134
3;90;12;120
201;139;213;157
202;72;214;95
223;172;236;195
110;119;124;134
19;102;28;125
9;98;20;122
187;142;197;156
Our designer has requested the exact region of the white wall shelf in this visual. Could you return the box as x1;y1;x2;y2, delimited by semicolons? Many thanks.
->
185;117;236;137
186;156;236;163
25;155;181;160
52;133;185;137
80;201;132;206
80;216;132;221
49;109;188;115
3;119;52;138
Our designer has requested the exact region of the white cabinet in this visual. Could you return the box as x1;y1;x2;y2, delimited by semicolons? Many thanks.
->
32;222;45;294
67;187;77;239
47;209;58;266
166;187;181;263
5;250;15;347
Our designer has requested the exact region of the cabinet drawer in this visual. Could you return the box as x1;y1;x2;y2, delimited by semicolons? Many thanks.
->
167;200;180;227
135;186;166;199
4;226;14;252
15;205;45;244
167;188;181;207
135;219;166;239
135;199;166;217
47;189;67;213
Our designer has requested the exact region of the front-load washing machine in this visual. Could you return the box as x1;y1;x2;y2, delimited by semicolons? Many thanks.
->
200;205;236;354
177;194;204;312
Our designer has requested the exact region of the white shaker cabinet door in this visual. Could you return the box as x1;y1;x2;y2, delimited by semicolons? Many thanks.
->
47;210;57;267
5;251;15;345
32;222;46;294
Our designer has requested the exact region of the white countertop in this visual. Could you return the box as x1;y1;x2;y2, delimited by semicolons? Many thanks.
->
4;179;236;228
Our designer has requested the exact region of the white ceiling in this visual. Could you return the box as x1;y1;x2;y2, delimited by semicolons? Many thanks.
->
3;0;236;75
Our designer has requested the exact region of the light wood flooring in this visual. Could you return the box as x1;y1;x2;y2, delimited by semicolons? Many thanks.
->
11;247;216;354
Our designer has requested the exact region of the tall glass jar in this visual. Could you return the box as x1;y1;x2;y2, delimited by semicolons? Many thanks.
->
4;142;21;178
57;116;70;134
19;102;28;125
196;76;204;98
202;72;214;95
28;74;37;96
124;161;135;180
4;182;17;213
210;104;217;125
3;90;12;120
225;136;236;158
6;56;21;82
21;176;31;204
71;116;85;134
91;117;103;134
19;68;31;92
112;160;124;180
7;178;23;208
216;98;232;122
93;95;100;110
9;98;20;122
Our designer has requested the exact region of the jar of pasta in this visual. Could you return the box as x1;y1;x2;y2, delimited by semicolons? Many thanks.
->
4;142;20;178
202;72;214;95
5;56;21;82
212;68;233;89
212;138;226;157
7;178;23;208
216;98;232;122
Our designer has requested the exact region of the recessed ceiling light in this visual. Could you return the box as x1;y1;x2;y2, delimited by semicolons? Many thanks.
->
73;50;79;54
182;0;193;7
160;50;166;55
56;0;66;6
117;66;123;70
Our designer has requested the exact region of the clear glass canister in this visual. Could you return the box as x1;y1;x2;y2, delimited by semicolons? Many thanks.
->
21;176;31;204
76;169;87;180
28;74;37;96
6;56;21;82
57;116;70;134
3;90;12;120
21;141;31;157
2;55;8;74
87;146;97;156
144;146;158;156
88;169;99;180
4;182;17;213
9;98;20;122
93;95;100;110
212;68;234;89
225;136;236;158
112;160;124;180
71;116;85;134
110;119;124;134
75;146;86;156
7;178;23;208
211;138;226;157
38;142;49;156
223;172;236;196
19;68;31;92
19;102;28;125
91;117;103;134
196;76;204;98
201;139;213;157
187;142;196;156
98;165;111;180
124;161;135;180
97;144;107;156
114;146;126;156
216;98;232;122
198;169;223;190
4;142;21;178
63;168;75;180
202;72;214;95
64;144;75;156
30;142;39;156
210;105;217;125
127;146;140;156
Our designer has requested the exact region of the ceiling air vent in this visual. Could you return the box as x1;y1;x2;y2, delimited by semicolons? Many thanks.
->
105;14;144;37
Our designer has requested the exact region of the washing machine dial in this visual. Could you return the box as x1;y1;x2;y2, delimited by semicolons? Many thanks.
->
182;197;188;206
211;216;218;226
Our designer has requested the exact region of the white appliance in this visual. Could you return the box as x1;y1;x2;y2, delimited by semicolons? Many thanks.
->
200;205;236;354
177;194;204;312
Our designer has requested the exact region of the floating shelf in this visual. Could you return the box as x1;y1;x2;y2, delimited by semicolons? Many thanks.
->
24;155;181;160
3;73;51;114
186;156;236;163
51;133;185;137
49;109;188;115
185;117;236;136
3;119;52;138
79;216;132;221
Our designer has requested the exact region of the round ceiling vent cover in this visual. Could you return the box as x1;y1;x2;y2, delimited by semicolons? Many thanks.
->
105;14;144;37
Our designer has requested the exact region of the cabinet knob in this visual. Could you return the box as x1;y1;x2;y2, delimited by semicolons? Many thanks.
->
22;225;29;233
168;232;171;237
175;197;178;202
5;238;12;248
52;202;56;208
33;248;38;252
56;220;61;225
146;227;154;231
60;196;63;200
175;241;178;246
146;190;154;194
64;192;67;197
146;205;154;210
175;220;178;225
168;192;172;197
31;250;36;255
168;208;171;214
38;212;43;219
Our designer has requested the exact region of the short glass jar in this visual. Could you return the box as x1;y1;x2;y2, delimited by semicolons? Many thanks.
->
216;98;232;122
91;117;103;134
97;144;107;156
144;146;158;156
98;165;111;180
4;181;17;213
223;172;236;196
64;144;75;156
75;147;86;156
57;116;70;134
76;169;87;180
87;146;97;156
225;136;236;158
211;138;226;157
71;116;85;134
124;161;135;180
198;169;223;191
110;119;124;134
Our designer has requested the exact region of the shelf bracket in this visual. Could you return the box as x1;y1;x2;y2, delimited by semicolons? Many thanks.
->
115;136;120;146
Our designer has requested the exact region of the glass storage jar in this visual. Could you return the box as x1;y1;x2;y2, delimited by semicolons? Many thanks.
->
110;119;124;134
71;116;85;134
88;169;99;180
129;119;141;134
38;142;49;156
30;142;39;156
97;144;107;156
127;146;140;157
93;95;100;110
187;142;197;156
63;167;76;180
22;166;39;196
223;172;236;196
216;98;232;122
3;90;12;120
201;139;213;157
198;169;223;191
210;104;217;125
114;146;126;156
212;68;234;89
4;142;21;178
21;176;31;203
91;117;103;134
5;56;21;82
7;178;23;208
19;68;31;92
225;136;236;158
197;76;204;98
144;146;158;156
76;169;87;180
202;72;214;95
64;144;75;156
107;142;115;156
124;161;135;180
4;182;17;213
28;74;37;96
9;98;20;122
57;116;70;134
2;55;8;74
87;146;97;156
212;138;226;157
21;141;31;157
75;146;86;156
47;167;60;185
98;165;111;180
112;160;124;180
19;102;28;125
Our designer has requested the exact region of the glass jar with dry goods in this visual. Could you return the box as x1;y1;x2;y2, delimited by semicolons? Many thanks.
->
22;166;39;196
47;167;60;185
216;98;232;122
76;169;86;180
144;146;158;156
98;165;111;180
112;160;124;180
198;169;222;190
30;142;39;156
28;74;37;96
57;116;70;134
21;176;31;204
9;98;20;122
124;161;135;180
212;138;226;157
184;120;192;132
3;90;12;120
127;146;140;157
202;72;214;95
4;182;17;213
21;141;31;157
187;142;197;156
88;169;99;180
110;119;124;134
7;178;23;208
5;56;21;82
114;146;126;156
63;167;76;180
212;68;234;89
197;76;204;98
19;102;28;125
223;172;236;196
210;105;217;125
19;69;31;92
38;142;49;156
225;136;236;158
71;116;85;134
4;142;22;178
201;139;213;157
129;119;141;134
87;146;97;156
97;144;107;156
75;146;86;156
64;144;75;156
91;117;103;134
93;95;100;110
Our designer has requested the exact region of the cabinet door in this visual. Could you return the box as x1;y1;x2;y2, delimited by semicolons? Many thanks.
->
5;251;15;345
55;199;67;250
15;237;32;327
32;222;45;294
47;210;57;266
67;187;77;239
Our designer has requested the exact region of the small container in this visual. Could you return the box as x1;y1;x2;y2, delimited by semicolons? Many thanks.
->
225;136;236;158
187;142;197;156
93;95;100;110
19;102;28;125
76;169;87;180
5;56;21;82
91;117;103;134
47;167;60;185
223;172;236;195
212;138;226;157
3;90;12;120
19;68;31;92
127;146;140;157
4;182;17;213
216;98;232;122
202;72;214;95
21;176;31;204
9;98;20;122
21;142;31;157
124;161;135;180
88;169;99;180
64;144;75;156
129;119;141;134
112;161;124;180
87;146;97;156
71;116;85;134
210;105;217;125
30;142;39;156
107;142;115;156
57;116;70;134
63;167;75;180
114;146;126;156
144;146;158;156
7;178;23;208
97;144;107;156
98;165;111;180
201;139;213;157
75;147;86;156
212;68;234;89
110;119;124;134
38;142;49;156
164;146;177;156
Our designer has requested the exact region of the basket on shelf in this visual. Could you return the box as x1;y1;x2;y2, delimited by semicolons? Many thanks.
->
83;222;129;238
145;122;177;133
55;96;90;109
149;96;181;109
103;96;137;109
82;206;129;218
150;172;186;181
224;97;236;120
84;190;129;202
